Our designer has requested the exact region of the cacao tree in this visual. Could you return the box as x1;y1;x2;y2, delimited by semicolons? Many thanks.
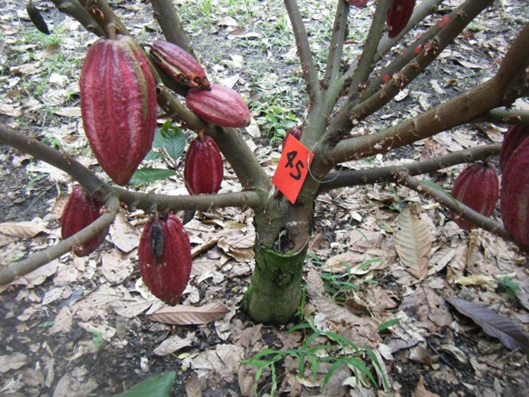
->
1;0;528;327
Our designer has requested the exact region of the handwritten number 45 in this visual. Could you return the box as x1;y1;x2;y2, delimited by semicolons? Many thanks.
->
285;151;304;180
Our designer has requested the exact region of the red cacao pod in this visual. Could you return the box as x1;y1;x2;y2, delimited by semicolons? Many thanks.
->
80;34;157;186
350;0;368;7
150;40;210;90
138;213;192;305
186;84;251;128
387;0;416;38
282;125;302;149
450;162;499;230
184;135;224;195
500;138;529;251
61;185;109;257
499;124;529;171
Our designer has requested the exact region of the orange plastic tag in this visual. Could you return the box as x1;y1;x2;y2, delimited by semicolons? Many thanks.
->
272;135;315;204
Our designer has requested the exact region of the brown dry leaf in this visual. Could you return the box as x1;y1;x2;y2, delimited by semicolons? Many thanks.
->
448;297;529;352
414;376;440;397
47;306;73;335
455;274;493;286
415;285;452;328
0;220;48;238
101;249;134;284
52;372;98;397
109;212;139;253
306;269;380;346
0;352;28;373
147;302;230;325
185;372;203;397
394;203;432;279
154;333;194;356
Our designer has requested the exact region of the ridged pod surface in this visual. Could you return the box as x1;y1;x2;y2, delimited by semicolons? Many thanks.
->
150;40;210;90
387;0;416;38
450;162;499;230
138;214;192;305
80;34;157;186
500;138;529;252
184;135;224;195
499;124;529;171
186;84;251;128
61;185;109;257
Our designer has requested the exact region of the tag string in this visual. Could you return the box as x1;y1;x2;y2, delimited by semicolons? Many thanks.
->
306;152;342;184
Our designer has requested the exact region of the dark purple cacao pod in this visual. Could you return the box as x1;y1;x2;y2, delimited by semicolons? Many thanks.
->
282;125;302;149
350;0;368;7
138;213;192;305
80;34;157;186
500;138;529;252
387;0;416;38
186;84;251;128
150;40;210;90
61;185;109;257
450;162;499;230
184;135;224;195
499;124;529;171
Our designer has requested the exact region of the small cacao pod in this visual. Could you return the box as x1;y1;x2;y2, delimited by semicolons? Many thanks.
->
500;138;529;251
80;34;157;186
350;0;368;7
150;40;210;90
186;84;251;128
386;0;416;38
138;213;192;305
184;135;224;194
450;162;499;230
282;125;302;149
61;185;109;257
499;124;529;171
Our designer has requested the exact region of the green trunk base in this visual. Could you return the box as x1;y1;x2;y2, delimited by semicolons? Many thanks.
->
243;244;307;324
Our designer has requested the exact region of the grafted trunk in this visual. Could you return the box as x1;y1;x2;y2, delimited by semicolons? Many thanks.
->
243;243;308;324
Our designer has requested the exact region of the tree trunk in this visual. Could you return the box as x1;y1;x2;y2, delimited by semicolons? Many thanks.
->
243;242;308;324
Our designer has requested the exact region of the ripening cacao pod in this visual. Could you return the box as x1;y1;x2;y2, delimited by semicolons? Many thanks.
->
184;135;224;195
61;185;109;257
350;0;368;8
150;40;210;90
450;162;499;230
80;34;157;186
282;125;302;149
499;124;529;171
500;138;529;252
386;0;416;38
186;84;251;128
138;213;192;305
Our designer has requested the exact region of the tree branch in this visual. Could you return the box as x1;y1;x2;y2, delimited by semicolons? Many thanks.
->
0;195;120;286
397;172;511;241
323;0;349;85
328;19;529;164
319;143;500;192
327;0;493;143
49;0;105;36
479;108;529;124
149;0;193;54
284;0;321;103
